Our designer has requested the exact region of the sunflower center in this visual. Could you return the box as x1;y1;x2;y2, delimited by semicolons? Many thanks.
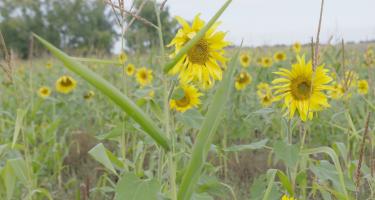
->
277;54;283;60
140;72;148;80
41;89;48;94
61;78;73;87
237;73;249;84
175;94;191;108
188;39;209;65
242;56;249;63
291;78;312;100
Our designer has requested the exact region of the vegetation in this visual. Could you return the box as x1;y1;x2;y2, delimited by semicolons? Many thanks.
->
0;0;374;200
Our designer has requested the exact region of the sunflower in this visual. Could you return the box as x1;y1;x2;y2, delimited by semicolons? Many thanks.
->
136;67;153;87
259;93;275;107
357;80;369;95
170;85;202;112
274;51;287;62
364;48;375;67
261;57;273;68
119;51;127;64
235;71;252;90
292;42;301;54
256;82;271;98
125;64;136;76
330;83;345;99
272;55;332;121
38;86;51;98
55;75;77;94
46;61;53;69
83;91;95;100
240;52;251;67
281;195;296;200
168;14;230;89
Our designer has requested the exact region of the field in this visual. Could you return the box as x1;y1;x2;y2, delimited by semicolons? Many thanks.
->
1;0;375;200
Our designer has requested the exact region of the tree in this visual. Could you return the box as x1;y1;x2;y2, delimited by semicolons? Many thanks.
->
125;0;177;52
0;0;116;58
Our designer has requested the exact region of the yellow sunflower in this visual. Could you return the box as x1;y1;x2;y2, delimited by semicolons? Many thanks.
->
170;85;202;112
55;75;77;94
281;194;296;200
256;82;271;98
38;86;51;98
119;51;127;64
261;57;273;68
46;61;53;69
292;42;301;54
136;67;153;87
357;80;369;95
83;91;95;100
330;83;345;99
364;48;375;67
125;64;136;76
240;52;251;67
259;93;275;107
168;14;230;89
272;55;333;121
235;71;252;90
274;51;287;62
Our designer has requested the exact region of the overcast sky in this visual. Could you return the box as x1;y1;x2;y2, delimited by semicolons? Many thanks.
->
162;0;375;46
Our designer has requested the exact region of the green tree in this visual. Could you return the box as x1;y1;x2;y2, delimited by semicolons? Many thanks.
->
125;1;177;52
0;0;116;58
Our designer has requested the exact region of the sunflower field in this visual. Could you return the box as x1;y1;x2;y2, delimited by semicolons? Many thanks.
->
0;0;375;200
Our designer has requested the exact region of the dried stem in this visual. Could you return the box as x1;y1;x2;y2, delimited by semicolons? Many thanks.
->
355;112;371;196
313;0;324;70
123;0;148;35
104;0;159;30
0;29;13;83
160;0;168;10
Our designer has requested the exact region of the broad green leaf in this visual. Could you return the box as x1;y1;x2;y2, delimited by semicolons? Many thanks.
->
163;0;232;73
225;139;268;152
177;44;240;200
88;143;117;174
262;169;278;200
273;141;299;168
114;173;160;200
1;163;16;200
33;34;170;151
12;109;27;148
8;158;29;184
277;171;293;197
302;147;350;200
177;109;205;129
191;193;214;200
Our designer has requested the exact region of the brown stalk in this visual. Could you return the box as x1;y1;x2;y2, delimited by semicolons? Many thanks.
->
123;0;148;35
0;29;13;83
313;0;324;70
160;0;168;10
355;112;371;196
104;0;159;30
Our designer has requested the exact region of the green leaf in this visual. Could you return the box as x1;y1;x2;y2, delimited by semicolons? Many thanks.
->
273;141;299;168
72;57;122;66
191;193;214;200
277;171;293;197
301;147;350;200
88;143;117;174
225;139;268;152
163;0;233;73
8;158;29;184
12;109;27;148
33;34;170;151
177;109;205;129
114;173;160;200
1;163;16;200
177;45;240;200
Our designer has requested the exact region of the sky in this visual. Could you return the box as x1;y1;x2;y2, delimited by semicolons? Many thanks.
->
162;0;375;46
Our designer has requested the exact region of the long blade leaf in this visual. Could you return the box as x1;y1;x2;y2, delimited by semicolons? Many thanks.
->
177;46;241;200
33;34;170;151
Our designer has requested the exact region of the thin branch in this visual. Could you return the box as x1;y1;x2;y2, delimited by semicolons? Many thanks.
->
123;0;148;34
104;0;159;30
160;0;168;10
355;112;371;198
313;0;324;70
